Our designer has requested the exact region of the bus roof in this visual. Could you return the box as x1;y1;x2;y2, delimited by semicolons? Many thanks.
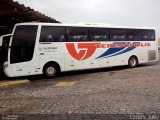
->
14;22;155;30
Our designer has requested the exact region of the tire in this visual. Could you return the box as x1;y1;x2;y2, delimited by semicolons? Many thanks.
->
128;56;138;68
43;63;59;78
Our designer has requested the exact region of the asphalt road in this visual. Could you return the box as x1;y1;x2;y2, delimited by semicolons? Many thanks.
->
0;51;160;119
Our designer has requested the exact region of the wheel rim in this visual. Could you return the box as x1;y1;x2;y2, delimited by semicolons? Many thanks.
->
46;66;56;76
130;58;137;67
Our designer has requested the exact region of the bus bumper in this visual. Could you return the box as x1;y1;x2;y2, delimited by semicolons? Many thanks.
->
3;62;14;77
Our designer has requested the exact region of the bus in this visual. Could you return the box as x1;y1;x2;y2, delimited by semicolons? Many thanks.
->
2;22;159;78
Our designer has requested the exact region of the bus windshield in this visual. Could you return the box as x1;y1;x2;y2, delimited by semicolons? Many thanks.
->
10;25;38;64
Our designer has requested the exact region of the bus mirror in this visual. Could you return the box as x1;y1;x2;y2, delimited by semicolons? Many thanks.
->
0;34;12;47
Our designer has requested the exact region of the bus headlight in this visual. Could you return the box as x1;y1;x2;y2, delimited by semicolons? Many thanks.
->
3;64;8;69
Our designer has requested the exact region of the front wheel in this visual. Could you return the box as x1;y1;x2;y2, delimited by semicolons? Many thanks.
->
128;56;138;68
43;63;59;78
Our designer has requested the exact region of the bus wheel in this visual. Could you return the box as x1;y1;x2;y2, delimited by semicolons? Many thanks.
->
43;63;59;78
128;56;138;68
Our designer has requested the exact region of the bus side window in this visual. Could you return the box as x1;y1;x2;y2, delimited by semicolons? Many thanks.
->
66;27;89;42
89;28;108;41
142;30;155;41
126;29;142;41
40;26;65;42
66;29;76;42
109;29;126;41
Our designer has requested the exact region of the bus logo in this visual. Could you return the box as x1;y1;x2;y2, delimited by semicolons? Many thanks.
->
66;42;151;61
66;43;100;61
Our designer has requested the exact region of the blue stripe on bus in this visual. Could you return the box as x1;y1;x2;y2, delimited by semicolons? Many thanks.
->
97;46;136;59
104;46;136;58
97;47;125;59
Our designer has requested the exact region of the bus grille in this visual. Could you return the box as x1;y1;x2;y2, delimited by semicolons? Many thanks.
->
148;50;156;61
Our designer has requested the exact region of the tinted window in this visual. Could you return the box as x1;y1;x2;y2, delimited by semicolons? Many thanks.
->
10;25;38;63
142;30;155;41
109;29;126;41
126;29;142;41
1;36;10;63
89;28;108;41
40;26;65;42
66;27;89;42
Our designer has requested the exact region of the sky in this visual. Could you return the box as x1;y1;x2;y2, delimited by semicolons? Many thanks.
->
14;0;160;37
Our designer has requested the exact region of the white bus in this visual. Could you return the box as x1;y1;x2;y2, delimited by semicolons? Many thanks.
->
2;23;159;78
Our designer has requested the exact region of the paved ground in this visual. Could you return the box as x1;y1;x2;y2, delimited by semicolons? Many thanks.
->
0;52;160;119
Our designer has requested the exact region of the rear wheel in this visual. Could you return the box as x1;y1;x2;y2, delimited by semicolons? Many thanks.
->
128;56;138;68
43;63;59;78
